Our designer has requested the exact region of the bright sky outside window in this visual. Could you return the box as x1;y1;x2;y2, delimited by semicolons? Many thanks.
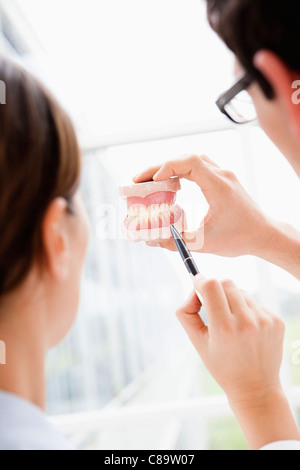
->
14;0;233;140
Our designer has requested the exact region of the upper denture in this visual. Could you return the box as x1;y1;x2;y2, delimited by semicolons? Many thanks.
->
126;191;176;208
120;177;181;199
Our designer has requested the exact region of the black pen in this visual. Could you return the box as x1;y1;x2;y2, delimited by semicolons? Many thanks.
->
170;225;200;276
170;225;206;312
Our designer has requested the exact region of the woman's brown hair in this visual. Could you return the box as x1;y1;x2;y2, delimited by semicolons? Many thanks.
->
0;56;81;295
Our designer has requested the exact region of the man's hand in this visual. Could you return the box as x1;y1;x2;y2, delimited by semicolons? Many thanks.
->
177;275;300;450
134;155;300;279
134;155;271;256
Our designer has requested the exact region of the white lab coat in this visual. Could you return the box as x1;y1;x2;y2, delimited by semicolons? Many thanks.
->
0;390;72;450
261;441;300;451
0;389;299;450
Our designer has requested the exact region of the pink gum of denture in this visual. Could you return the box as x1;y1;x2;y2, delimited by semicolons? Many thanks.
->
120;177;187;242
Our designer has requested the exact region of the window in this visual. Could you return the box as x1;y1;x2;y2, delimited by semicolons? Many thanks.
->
2;0;300;451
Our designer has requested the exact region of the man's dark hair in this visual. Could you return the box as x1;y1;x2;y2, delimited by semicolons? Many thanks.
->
206;0;299;99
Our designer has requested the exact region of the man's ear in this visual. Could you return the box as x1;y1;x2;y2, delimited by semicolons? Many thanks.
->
254;50;300;140
42;198;70;281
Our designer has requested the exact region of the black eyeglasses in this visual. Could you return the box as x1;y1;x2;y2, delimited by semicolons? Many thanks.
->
216;73;256;125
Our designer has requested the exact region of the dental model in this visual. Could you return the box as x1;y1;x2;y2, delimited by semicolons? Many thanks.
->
120;177;187;242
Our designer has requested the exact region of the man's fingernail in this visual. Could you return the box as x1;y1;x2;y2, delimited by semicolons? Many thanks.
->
193;275;205;304
195;290;204;305
147;242;160;248
153;171;162;181
194;274;205;283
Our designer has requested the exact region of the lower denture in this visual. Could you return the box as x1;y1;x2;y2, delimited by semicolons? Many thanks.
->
124;200;182;231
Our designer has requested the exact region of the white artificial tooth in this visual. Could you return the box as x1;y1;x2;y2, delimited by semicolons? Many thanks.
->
149;205;158;216
129;206;141;217
130;203;175;226
148;205;158;221
141;207;149;223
